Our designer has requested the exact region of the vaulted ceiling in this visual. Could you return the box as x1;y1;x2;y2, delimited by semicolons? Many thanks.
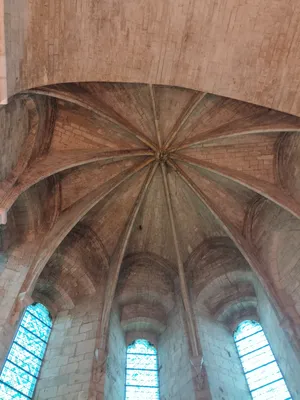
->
1;82;300;352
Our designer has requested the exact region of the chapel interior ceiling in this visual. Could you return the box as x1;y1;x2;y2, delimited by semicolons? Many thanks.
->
1;82;300;337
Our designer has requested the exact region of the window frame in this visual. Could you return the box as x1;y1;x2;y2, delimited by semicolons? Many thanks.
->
0;302;53;399
125;338;160;400
234;319;292;400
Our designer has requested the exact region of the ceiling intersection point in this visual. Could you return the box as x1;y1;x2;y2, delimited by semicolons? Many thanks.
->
155;150;169;163
4;81;300;374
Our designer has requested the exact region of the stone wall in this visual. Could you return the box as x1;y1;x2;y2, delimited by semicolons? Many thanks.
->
158;291;197;400
4;0;300;116
251;200;300;323
197;315;251;400
0;241;39;365
104;307;126;400
0;0;6;104
0;95;29;181
254;277;300;399
34;295;102;400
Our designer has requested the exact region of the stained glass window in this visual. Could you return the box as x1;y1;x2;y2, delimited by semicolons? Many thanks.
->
125;339;160;400
234;320;292;400
0;303;52;399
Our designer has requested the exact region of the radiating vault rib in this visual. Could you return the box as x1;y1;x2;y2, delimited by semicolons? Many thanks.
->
163;91;207;150
98;161;159;350
28;88;158;151
168;159;300;332
170;111;300;151
149;84;162;148
0;149;153;215
171;153;300;220
20;157;155;296
161;162;200;357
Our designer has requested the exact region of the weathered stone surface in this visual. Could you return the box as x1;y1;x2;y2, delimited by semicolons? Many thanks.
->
1;71;300;398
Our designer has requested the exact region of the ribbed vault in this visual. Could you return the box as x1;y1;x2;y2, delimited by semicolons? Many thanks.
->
2;82;300;358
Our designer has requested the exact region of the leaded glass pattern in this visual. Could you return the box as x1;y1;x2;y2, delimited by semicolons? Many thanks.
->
234;320;292;400
0;303;52;399
125;339;160;400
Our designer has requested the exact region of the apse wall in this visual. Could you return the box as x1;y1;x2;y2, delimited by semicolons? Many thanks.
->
4;264;300;400
34;294;102;400
197;315;250;400
158;286;198;400
104;306;127;400
251;199;300;326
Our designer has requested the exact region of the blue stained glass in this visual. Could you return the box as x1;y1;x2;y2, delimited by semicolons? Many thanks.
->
235;331;268;356
21;312;51;341
14;327;46;359
126;386;159;400
234;321;262;341
0;303;52;399
251;379;292;400
126;369;159;387
125;339;160;400
127;340;157;355
1;362;37;397
240;345;274;373
26;304;51;328
7;344;42;377
127;354;157;370
246;361;282;391
0;382;28;399
234;320;292;400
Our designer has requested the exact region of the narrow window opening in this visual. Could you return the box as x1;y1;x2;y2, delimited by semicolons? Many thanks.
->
234;320;292;400
125;338;160;400
0;303;52;399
